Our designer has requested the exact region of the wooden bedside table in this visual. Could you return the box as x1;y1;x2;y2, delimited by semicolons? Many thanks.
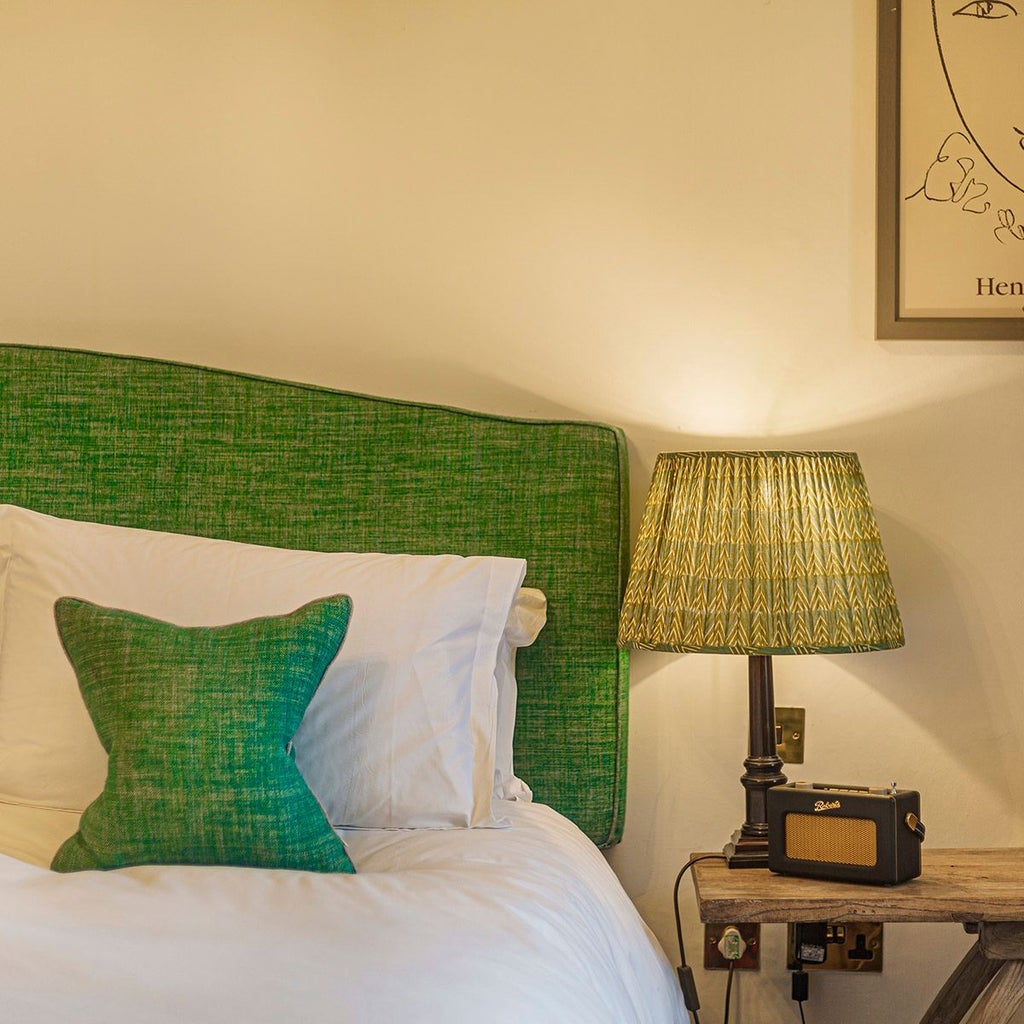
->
690;848;1024;1024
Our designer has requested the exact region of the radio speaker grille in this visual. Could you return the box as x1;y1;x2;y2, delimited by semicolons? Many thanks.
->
784;813;877;866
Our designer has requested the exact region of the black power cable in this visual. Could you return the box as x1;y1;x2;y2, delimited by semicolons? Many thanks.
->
672;854;727;1024
673;854;809;1024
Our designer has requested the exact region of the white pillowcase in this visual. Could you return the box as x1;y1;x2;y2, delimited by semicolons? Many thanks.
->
493;588;546;801
0;505;526;829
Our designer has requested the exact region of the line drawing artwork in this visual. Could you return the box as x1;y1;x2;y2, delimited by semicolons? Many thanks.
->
894;0;1024;322
907;2;1024;249
876;0;1024;335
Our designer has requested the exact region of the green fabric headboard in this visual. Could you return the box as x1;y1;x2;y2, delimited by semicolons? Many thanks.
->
0;344;630;847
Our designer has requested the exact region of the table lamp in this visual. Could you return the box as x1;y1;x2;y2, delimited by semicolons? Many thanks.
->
618;451;904;868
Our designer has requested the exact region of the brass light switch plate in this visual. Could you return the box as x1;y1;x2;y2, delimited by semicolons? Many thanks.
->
775;706;805;764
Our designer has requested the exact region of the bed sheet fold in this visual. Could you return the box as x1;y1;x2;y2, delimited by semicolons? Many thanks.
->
0;801;684;1024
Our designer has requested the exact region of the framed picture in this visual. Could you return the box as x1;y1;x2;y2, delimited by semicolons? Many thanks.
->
876;1;1024;340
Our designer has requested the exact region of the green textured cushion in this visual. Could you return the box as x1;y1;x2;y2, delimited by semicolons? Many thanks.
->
50;595;355;874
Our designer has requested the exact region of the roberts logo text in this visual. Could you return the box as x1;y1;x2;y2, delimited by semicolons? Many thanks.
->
813;799;842;812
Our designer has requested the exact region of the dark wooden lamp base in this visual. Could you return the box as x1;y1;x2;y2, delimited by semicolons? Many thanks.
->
725;654;787;869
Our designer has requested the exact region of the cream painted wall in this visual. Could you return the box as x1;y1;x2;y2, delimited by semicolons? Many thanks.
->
1;2;1022;1021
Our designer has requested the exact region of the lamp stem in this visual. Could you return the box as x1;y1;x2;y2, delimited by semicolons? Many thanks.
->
725;654;787;868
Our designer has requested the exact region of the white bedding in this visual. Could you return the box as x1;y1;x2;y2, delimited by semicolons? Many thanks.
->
0;800;685;1024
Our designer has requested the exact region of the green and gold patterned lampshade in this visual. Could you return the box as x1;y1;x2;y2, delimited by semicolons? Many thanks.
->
618;451;904;655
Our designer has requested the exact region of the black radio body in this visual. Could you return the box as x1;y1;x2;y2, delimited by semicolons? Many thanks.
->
767;782;924;885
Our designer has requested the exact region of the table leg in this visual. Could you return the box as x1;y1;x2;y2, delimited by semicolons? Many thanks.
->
963;961;1024;1024
919;942;1002;1024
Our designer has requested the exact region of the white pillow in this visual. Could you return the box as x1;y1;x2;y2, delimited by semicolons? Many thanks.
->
0;505;526;829
493;588;546;801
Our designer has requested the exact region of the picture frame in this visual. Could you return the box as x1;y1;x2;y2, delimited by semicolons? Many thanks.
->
875;0;1024;340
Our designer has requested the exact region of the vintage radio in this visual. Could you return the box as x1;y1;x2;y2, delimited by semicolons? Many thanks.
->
767;782;925;885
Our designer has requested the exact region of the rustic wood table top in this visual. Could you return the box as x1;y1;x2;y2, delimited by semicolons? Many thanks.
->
690;848;1024;925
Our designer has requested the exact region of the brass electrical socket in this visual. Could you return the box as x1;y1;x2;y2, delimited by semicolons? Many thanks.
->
786;922;883;972
704;923;760;971
775;706;805;764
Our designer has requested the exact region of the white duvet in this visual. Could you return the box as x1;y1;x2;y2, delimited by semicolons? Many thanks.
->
0;800;685;1024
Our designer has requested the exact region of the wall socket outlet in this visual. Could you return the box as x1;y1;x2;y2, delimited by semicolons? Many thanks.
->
703;923;761;971
786;922;883;972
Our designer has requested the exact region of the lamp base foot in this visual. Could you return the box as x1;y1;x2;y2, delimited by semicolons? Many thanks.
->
724;829;770;869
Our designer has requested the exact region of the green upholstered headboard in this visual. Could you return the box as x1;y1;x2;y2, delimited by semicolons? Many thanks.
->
0;344;630;847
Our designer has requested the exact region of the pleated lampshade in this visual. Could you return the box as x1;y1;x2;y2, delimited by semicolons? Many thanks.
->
618;451;904;655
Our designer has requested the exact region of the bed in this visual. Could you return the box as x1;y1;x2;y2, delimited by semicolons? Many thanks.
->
0;344;685;1023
